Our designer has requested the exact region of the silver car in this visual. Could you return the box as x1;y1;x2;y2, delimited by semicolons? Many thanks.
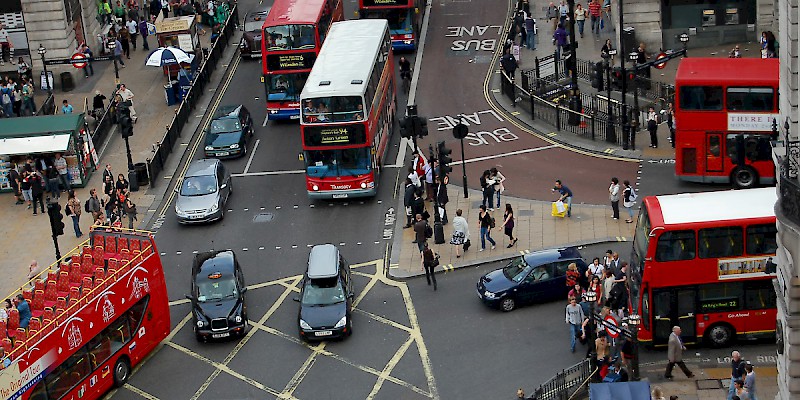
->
175;159;232;224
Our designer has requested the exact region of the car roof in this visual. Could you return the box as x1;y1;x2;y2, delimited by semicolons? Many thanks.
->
307;244;339;279
522;247;583;267
193;250;236;275
185;158;219;177
246;7;270;20
213;105;243;120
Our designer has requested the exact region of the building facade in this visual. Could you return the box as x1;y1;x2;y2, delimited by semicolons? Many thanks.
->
772;0;800;397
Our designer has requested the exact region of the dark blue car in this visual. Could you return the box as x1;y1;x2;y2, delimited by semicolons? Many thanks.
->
477;247;588;311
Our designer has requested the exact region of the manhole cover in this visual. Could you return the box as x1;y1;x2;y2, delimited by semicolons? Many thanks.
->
518;209;534;217
696;379;723;390
253;213;274;223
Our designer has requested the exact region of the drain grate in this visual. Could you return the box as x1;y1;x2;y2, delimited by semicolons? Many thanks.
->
253;213;275;223
696;379;723;390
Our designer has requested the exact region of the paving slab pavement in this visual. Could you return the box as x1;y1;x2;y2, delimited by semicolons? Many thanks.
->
0;25;241;299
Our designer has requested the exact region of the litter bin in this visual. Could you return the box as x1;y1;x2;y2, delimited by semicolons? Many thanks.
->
60;72;74;92
134;162;149;186
164;81;179;105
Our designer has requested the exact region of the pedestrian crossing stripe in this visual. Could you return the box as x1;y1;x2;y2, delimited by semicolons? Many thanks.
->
604;149;615;154
510;111;520;116
547;132;557;137
442;264;454;272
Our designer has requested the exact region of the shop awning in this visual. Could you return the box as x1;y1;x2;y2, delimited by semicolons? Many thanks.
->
0;134;71;156
0;114;83;138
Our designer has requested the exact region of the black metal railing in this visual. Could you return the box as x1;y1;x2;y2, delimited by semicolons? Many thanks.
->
530;358;595;400
35;94;55;116
146;6;239;187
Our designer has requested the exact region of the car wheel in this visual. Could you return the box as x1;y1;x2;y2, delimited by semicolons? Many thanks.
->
705;324;734;348
347;320;353;337
731;166;758;189
113;357;131;387
501;297;516;312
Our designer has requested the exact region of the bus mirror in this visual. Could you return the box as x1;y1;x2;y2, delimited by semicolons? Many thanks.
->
298;153;304;161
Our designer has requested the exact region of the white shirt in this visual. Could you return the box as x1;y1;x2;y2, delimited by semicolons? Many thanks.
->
54;157;68;175
408;171;421;188
118;87;134;102
588;263;604;278
126;20;138;34
207;1;215;15
424;163;433;184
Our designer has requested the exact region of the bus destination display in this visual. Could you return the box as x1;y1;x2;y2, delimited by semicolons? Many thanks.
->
266;53;316;71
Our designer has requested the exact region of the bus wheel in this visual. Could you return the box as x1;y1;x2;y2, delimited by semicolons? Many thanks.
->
113;357;131;387
732;166;758;189
705;324;734;348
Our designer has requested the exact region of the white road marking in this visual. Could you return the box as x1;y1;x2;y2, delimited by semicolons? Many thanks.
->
262;114;269;127
452;144;559;165
243;139;260;174
231;169;305;177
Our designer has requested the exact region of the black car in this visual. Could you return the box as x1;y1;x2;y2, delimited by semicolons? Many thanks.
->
187;250;248;341
477;247;588;311
296;244;354;341
204;105;253;158
240;7;270;58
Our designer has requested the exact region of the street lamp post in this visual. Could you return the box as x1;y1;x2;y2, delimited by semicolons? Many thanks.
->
679;33;690;57
37;44;52;96
606;49;617;142
107;39;120;86
618;0;630;150
628;51;640;150
453;120;469;199
625;314;641;381
566;0;581;123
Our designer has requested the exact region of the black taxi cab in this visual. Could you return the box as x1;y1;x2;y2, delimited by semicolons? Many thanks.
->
187;250;248;341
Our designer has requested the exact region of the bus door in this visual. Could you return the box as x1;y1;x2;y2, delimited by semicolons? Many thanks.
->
705;132;724;173
652;288;698;345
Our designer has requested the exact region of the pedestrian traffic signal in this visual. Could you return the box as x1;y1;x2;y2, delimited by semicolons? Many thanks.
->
412;116;429;138
47;201;65;236
118;103;133;138
628;72;637;90
592;61;604;91
437;141;453;175
399;116;411;138
611;67;623;90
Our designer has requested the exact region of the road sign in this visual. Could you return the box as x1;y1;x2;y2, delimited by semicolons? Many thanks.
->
70;53;87;69
654;52;668;70
604;314;620;338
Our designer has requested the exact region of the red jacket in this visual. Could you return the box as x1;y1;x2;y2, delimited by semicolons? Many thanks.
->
589;2;601;16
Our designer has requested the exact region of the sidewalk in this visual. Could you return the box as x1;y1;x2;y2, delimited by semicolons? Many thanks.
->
390;185;635;278
0;26;239;298
639;361;777;400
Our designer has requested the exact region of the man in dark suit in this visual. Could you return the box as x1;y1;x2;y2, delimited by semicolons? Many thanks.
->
665;326;695;380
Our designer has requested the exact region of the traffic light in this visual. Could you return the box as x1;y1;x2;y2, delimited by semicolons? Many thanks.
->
627;72;637;90
47;201;65;236
118;103;133;138
611;67;623;90
591;61;604;90
399;116;411;138
437;141;453;176
412;116;429;138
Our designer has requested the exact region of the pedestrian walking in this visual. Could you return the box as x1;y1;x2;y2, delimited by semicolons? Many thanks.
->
113;38;126;67
553;23;568;58
87;188;102;222
498;203;518;248
743;362;757;400
8;166;22;205
20;80;35;116
524;13;536;50
513;11;526;48
478;205;496;251
546;2;559;31
500;49;518;78
664;102;675;148
450;209;470;258
622;180;636;223
403;178;415;228
728;351;746;400
421;243;438;291
574;4;587;37
552;179;573;217
99;0;113;24
126;17;139;50
479;170;496;211
45;165;60;200
20;165;33;209
733;380;750;400
490;167;505;209
423;159;434;201
664;326;694;380
138;18;150;50
66;190;83;238
160;0;170;18
78;43;94;77
558;0;569;26
608;177;620;220
29;169;45;215
647;107;658;148
61;99;74;114
124;197;138;229
0;81;14;117
0;24;12;66
119;25;131;58
565;296;585;352
117;84;137;121
589;0;601;34
54;153;71;191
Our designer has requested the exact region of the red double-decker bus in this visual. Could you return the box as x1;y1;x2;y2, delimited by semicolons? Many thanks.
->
300;19;395;199
358;0;425;51
628;188;778;348
674;58;779;189
0;228;170;400
261;0;344;121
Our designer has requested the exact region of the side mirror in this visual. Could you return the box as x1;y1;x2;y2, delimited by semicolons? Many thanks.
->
292;295;300;302
220;183;227;189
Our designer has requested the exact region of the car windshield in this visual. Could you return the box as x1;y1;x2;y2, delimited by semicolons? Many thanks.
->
267;73;307;102
245;18;265;32
304;148;371;177
264;24;316;50
301;277;345;306
197;276;238;302
503;257;532;283
363;9;412;33
209;118;241;134
180;175;217;196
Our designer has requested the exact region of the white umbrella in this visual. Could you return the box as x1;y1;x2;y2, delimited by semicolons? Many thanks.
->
145;46;192;67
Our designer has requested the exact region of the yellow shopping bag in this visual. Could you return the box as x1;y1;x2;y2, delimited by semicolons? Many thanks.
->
551;201;569;218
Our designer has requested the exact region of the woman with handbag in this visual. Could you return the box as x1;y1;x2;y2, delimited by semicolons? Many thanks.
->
422;243;438;291
450;209;470;258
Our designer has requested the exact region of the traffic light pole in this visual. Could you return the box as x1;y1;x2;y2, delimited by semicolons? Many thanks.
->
429;144;441;224
619;0;630;150
459;138;468;198
52;234;61;261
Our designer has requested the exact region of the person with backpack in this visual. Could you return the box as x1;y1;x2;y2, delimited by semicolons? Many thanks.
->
622;180;637;223
478;205;496;251
86;188;102;222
